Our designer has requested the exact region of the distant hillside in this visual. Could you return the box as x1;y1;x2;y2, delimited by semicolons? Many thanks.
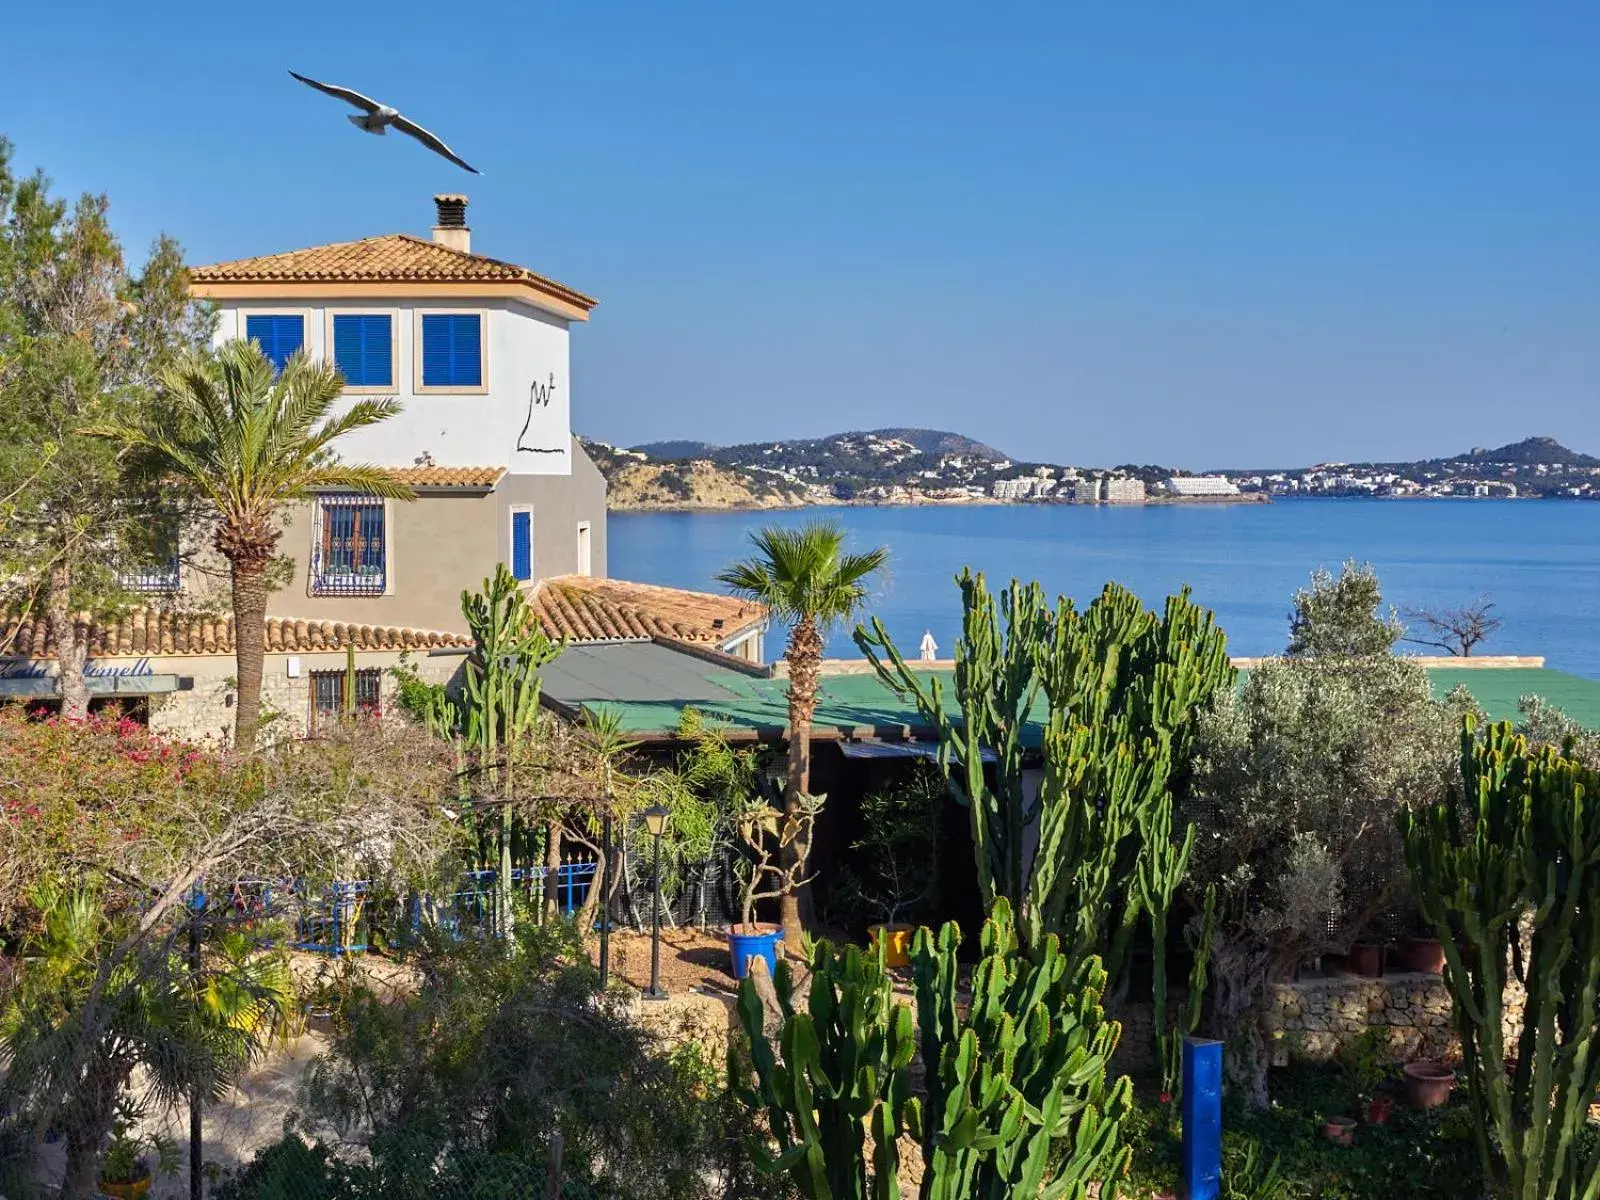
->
1454;437;1600;468
579;437;810;511
863;428;1009;462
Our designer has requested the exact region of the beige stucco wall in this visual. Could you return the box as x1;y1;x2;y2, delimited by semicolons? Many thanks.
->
142;650;466;744
162;439;609;639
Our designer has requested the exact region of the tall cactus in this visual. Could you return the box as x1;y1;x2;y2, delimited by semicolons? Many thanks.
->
732;939;917;1199
734;901;1131;1199
911;900;1132;1199
459;563;563;935
856;573;1232;1029
1400;716;1600;1200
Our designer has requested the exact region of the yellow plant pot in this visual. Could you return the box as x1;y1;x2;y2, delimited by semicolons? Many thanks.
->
97;1175;152;1200
869;924;913;968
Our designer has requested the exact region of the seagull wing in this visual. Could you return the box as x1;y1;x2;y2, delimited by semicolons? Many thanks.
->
288;70;383;113
391;113;481;174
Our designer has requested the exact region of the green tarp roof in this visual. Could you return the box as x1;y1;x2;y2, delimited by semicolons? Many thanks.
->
537;644;1600;741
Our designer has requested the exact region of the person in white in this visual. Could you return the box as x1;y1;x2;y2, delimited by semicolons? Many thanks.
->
919;631;939;662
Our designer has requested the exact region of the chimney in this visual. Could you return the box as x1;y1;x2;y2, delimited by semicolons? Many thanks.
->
431;194;470;253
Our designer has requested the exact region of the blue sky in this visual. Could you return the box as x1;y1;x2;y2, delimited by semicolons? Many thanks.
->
4;2;1596;467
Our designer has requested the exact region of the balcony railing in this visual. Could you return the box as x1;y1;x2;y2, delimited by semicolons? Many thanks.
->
117;560;181;594
309;567;387;597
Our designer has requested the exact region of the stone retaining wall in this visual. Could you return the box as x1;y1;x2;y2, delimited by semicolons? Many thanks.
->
1264;970;1457;1063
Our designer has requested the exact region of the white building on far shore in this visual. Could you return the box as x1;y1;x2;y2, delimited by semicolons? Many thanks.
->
1164;475;1240;497
1104;477;1147;503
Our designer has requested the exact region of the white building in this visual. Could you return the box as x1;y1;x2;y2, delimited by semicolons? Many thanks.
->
1071;478;1104;502
1164;475;1241;497
1104;477;1147;503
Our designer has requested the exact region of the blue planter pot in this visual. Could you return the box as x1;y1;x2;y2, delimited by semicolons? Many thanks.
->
728;925;782;980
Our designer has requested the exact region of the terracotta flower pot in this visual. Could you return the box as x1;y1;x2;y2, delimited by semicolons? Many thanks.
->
1365;1094;1395;1125
1397;936;1445;974
1324;1116;1357;1146
1346;943;1385;977
1403;1060;1455;1109
868;923;913;968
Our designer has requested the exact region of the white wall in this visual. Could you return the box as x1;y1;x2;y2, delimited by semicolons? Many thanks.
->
215;298;573;476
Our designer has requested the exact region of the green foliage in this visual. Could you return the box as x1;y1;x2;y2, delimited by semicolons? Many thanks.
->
911;901;1132;1199
1400;716;1600;1199
1186;652;1462;1106
857;571;1232;1093
734;900;1132;1199
845;760;944;926
1285;562;1402;659
717;522;889;630
732;938;916;1198
293;919;766;1200
1333;1030;1392;1110
0;138;212;618
0;885;292;1199
1121;1064;1484;1200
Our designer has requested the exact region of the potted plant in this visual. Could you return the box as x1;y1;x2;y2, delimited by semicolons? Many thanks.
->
850;762;942;967
1323;1116;1357;1146
97;1110;177;1200
1336;1028;1394;1126
729;790;824;979
1402;1060;1456;1109
1395;934;1445;974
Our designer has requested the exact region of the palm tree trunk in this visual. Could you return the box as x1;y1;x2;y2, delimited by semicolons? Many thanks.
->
230;557;268;750
781;615;824;948
47;559;91;720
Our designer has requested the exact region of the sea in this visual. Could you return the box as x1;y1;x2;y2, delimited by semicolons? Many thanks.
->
609;499;1600;679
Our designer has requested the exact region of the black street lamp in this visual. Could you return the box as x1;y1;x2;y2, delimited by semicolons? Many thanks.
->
597;807;613;990
640;804;671;1001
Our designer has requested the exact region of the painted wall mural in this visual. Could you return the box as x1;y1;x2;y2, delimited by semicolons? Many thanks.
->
517;373;566;456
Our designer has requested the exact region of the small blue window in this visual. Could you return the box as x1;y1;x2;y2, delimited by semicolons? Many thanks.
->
511;510;532;581
421;314;482;387
332;314;393;388
245;314;304;372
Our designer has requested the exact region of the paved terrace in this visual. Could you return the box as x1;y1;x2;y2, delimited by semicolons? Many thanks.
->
537;645;1600;742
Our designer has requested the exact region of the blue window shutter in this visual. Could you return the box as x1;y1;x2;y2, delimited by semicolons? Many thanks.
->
333;315;392;387
421;314;481;387
245;315;304;372
511;511;532;581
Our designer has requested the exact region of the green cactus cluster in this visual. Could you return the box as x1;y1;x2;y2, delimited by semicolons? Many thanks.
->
1401;716;1600;1200
734;900;1132;1199
855;572;1232;1075
733;938;916;1199
457;564;563;934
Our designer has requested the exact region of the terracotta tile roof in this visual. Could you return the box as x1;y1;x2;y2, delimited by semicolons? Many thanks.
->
526;576;768;646
1;610;471;659
189;234;597;312
383;466;506;489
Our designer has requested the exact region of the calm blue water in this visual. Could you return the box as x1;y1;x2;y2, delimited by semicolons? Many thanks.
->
609;500;1600;678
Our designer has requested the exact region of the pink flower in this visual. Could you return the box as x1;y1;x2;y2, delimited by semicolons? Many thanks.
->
1158;1092;1173;1105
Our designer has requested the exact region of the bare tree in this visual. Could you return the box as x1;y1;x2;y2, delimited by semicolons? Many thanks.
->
1404;597;1503;657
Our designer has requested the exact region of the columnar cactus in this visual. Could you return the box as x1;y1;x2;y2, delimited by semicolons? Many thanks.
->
856;572;1231;1044
911;900;1133;1200
732;939;917;1199
734;902;1132;1199
459;563;563;934
1401;716;1600;1200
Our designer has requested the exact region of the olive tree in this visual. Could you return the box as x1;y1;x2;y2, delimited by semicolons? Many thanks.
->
1185;653;1463;1107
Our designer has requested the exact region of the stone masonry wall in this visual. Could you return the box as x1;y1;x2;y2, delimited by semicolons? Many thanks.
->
1264;971;1457;1064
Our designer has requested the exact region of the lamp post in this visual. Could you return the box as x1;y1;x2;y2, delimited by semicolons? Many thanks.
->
597;805;613;990
640;804;671;1001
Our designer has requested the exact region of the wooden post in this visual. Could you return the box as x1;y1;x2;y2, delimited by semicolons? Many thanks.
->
545;1130;564;1200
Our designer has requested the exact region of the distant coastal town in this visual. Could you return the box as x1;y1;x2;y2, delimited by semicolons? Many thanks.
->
583;430;1600;511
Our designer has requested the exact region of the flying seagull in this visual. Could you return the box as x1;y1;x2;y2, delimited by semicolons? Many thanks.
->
288;70;480;174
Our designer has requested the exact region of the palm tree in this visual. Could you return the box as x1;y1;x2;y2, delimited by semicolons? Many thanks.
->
90;339;412;748
717;521;887;945
0;886;292;1199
